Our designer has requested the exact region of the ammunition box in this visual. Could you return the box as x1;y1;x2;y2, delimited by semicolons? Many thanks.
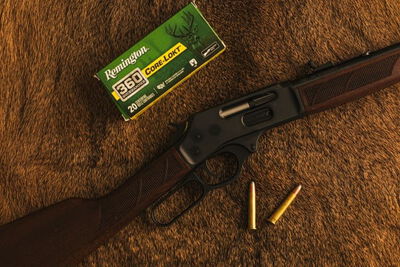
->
95;2;226;120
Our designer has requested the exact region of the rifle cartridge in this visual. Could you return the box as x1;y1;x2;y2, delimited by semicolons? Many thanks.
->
268;185;301;224
248;181;256;230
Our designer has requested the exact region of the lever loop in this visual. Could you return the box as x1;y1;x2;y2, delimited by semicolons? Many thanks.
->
149;174;206;227
150;144;250;226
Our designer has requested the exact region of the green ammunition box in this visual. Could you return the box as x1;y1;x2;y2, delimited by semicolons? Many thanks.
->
96;2;226;120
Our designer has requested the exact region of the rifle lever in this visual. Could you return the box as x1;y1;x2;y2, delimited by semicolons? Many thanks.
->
150;144;249;226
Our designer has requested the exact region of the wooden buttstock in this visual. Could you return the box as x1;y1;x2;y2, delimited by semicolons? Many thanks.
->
0;147;191;266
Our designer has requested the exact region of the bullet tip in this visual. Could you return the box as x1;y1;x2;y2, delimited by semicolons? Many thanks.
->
249;181;255;189
294;184;302;194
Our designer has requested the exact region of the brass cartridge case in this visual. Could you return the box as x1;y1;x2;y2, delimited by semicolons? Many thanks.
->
268;185;301;224
248;181;256;230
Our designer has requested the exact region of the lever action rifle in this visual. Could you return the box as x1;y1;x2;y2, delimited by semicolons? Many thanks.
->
1;43;400;266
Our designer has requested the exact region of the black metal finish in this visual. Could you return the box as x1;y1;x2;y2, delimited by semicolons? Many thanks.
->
179;84;304;165
243;107;273;127
151;85;303;226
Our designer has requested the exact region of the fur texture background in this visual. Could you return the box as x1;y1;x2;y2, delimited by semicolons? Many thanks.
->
0;0;399;265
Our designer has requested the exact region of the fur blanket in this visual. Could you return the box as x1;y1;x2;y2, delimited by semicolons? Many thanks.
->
0;0;399;265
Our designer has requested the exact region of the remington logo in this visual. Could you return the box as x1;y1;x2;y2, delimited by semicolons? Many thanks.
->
104;46;150;80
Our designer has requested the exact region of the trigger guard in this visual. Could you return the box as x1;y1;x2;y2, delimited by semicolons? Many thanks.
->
217;144;251;165
204;144;250;189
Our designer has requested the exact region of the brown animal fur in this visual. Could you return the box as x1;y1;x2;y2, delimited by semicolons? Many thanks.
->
0;0;399;265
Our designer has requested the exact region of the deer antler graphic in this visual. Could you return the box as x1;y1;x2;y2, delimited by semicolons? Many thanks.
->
165;11;202;51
